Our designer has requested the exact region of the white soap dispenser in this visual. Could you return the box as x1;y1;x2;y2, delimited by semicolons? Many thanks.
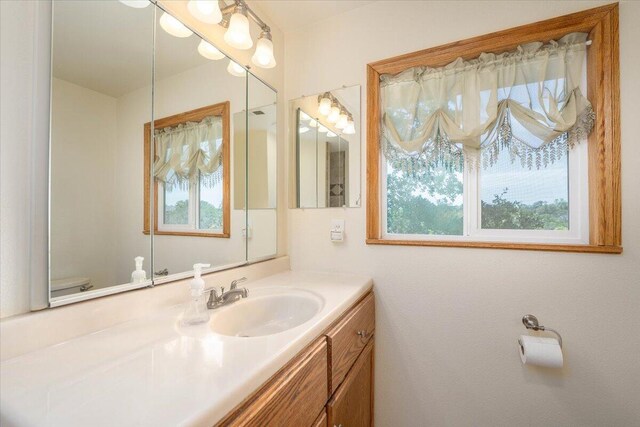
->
181;263;211;326
131;256;147;284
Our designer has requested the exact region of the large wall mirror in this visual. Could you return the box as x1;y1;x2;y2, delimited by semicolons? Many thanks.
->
289;85;361;208
49;1;277;305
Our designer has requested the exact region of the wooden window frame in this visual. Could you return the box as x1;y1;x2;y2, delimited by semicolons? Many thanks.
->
144;102;231;238
366;3;621;254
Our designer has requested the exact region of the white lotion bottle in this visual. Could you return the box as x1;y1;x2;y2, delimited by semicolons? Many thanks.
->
181;263;211;326
131;256;147;284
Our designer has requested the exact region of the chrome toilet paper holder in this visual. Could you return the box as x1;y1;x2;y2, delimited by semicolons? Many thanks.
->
521;314;563;348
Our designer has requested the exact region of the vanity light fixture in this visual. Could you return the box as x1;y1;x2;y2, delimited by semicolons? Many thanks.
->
187;0;222;24
118;0;150;8
224;4;253;50
227;60;247;77
159;12;193;38
252;31;276;68
184;0;278;70
197;39;225;60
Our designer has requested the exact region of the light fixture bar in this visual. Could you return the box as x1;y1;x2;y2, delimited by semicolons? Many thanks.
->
220;0;269;33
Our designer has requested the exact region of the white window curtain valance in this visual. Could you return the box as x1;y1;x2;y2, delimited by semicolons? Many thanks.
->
153;115;223;189
380;32;595;171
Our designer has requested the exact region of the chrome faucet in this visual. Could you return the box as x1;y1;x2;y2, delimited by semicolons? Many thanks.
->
206;277;248;309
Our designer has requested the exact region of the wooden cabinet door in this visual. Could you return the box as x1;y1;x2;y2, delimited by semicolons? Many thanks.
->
216;338;328;427
327;339;374;427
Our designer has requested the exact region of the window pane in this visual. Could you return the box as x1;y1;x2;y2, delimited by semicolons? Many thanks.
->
386;162;463;235
199;173;223;230
163;184;189;225
480;148;569;230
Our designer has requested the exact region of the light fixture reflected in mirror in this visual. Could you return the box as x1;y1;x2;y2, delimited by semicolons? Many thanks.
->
227;60;246;77
299;126;310;134
318;93;332;116
327;102;340;123
187;0;222;24
299;111;311;121
318;125;328;133
160;12;193;38
335;109;348;129
327;131;337;137
344;115;356;135
118;0;150;8
309;119;317;128
224;5;253;50
198;39;225;60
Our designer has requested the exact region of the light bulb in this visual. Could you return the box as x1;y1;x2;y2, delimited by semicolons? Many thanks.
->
327;104;340;123
224;7;253;50
187;0;222;24
227;60;246;77
335;110;348;129
309;119;317;128
318;125;328;133
119;0;150;8
327;131;337;137
299;126;310;134
251;33;276;68
318;95;332;116
197;39;225;60
159;12;193;38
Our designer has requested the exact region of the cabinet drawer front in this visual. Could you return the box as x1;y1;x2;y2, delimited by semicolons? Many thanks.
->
326;292;374;393
218;339;328;427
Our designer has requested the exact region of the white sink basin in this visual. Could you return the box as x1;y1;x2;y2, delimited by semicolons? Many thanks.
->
209;288;324;337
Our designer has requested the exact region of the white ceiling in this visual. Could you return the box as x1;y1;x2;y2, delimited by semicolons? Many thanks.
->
250;1;375;34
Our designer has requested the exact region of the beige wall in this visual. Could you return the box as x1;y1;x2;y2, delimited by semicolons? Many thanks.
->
285;1;640;426
50;78;119;290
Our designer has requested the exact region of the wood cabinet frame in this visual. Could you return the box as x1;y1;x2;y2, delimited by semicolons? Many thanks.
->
366;3;621;253
143;102;231;238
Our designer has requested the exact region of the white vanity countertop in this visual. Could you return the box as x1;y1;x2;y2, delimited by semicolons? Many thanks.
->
0;271;372;427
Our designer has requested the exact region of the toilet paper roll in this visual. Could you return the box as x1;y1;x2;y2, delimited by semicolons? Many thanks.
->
519;335;563;368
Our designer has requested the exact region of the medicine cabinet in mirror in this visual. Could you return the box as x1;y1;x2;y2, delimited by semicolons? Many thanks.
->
289;85;361;208
49;1;277;306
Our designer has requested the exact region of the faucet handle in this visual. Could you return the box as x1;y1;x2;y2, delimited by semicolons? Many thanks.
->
205;287;219;307
230;277;247;290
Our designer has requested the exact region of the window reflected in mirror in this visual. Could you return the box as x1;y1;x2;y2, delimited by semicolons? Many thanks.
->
144;102;230;238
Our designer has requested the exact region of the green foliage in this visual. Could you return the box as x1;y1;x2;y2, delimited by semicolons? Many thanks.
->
387;168;569;235
481;189;568;230
164;199;188;224
163;199;222;229
387;166;464;235
199;201;222;229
